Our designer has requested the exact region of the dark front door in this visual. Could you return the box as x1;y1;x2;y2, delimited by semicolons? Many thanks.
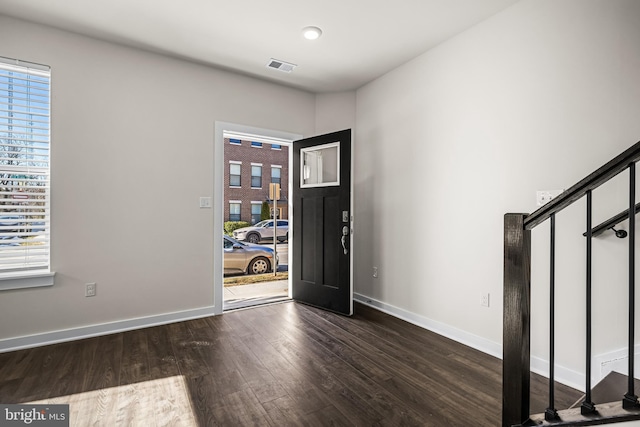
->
292;129;352;315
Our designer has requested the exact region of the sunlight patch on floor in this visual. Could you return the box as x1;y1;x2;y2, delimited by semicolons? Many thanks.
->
28;375;197;426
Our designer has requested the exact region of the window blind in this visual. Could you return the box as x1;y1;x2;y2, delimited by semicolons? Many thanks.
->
0;57;51;273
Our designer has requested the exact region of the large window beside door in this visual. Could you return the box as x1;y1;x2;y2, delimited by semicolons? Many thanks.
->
0;57;53;287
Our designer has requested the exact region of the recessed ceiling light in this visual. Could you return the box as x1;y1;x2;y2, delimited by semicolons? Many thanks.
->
302;26;322;40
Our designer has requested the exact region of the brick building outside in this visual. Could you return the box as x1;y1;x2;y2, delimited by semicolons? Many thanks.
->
224;137;289;224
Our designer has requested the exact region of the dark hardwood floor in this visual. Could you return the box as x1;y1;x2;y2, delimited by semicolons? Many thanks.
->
0;301;582;426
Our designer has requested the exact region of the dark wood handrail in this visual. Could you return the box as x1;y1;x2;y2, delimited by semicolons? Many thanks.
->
583;202;640;237
524;140;640;230
504;139;640;426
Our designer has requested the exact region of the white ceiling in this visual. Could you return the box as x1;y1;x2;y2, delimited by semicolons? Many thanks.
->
0;0;519;93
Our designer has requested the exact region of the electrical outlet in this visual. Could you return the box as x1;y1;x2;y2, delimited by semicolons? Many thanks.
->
373;267;378;278
481;292;490;307
85;282;96;297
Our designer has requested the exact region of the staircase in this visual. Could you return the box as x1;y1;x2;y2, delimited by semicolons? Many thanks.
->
503;140;640;426
522;373;640;426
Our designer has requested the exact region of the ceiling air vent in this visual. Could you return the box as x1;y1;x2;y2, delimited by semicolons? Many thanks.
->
267;58;297;73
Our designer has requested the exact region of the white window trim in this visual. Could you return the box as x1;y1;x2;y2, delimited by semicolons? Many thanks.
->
300;141;341;188
0;270;55;290
271;164;282;168
229;200;242;204
251;162;263;166
229;160;242;164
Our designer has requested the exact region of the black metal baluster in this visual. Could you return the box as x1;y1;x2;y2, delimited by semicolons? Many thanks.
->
624;163;639;409
545;213;559;421
581;190;597;415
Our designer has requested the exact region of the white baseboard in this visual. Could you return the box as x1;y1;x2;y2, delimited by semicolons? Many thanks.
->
0;305;219;353
353;292;502;358
354;292;589;392
531;355;585;392
1;291;625;394
532;345;640;393
593;346;640;382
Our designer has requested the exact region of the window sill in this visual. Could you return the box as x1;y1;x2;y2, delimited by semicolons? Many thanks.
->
252;187;263;190
0;270;56;291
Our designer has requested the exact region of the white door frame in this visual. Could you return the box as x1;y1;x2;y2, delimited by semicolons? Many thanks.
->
213;121;302;315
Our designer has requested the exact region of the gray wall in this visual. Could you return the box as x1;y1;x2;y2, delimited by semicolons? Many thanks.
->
315;92;356;135
0;15;316;340
354;0;640;389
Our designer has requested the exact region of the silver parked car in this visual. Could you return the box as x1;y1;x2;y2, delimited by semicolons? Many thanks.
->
233;219;289;244
224;235;278;275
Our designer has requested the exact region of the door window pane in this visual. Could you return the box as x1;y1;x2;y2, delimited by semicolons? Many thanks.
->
301;142;339;188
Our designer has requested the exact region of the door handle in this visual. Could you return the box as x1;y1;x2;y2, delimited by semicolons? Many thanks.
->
341;226;349;255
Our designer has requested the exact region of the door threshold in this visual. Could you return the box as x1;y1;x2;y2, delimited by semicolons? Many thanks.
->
223;295;291;312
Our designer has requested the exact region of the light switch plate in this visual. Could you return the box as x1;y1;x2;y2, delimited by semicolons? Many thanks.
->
199;197;212;208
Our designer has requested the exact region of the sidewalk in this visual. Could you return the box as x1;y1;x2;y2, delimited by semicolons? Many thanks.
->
224;279;289;310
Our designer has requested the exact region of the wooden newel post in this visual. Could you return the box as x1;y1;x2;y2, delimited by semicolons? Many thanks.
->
503;213;531;427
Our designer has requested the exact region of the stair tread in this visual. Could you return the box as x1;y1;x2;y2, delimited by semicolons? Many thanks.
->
570;371;640;408
592;371;640;404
